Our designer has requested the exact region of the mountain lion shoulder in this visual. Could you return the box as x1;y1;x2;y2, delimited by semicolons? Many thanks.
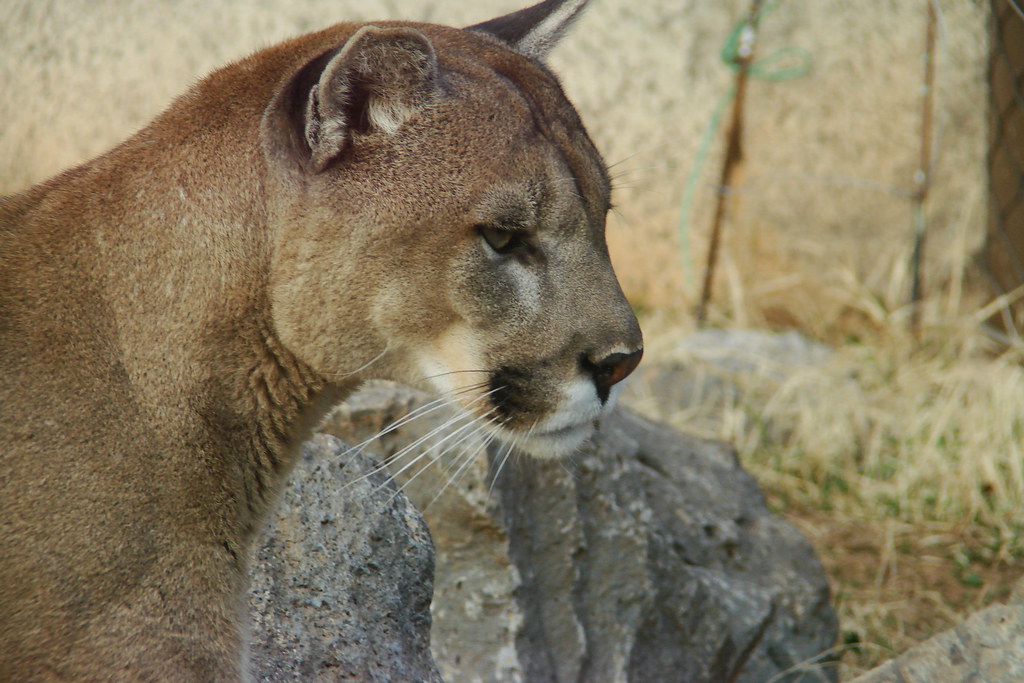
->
0;0;642;678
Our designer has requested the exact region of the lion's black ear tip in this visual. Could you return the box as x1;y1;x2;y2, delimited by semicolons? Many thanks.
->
466;0;590;61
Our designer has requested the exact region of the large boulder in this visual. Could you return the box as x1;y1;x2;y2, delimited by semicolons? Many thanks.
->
320;382;839;683
248;433;442;682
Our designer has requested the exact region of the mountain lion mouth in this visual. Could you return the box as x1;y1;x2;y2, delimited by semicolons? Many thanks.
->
480;371;607;458
507;420;594;459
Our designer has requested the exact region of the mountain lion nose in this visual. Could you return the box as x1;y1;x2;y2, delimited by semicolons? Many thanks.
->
583;348;644;403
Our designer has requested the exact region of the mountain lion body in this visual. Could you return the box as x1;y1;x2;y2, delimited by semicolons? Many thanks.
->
0;1;642;678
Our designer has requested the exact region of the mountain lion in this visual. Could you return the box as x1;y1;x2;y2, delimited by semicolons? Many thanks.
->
0;0;642;678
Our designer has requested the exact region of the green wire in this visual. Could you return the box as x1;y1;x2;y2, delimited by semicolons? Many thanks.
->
678;2;813;288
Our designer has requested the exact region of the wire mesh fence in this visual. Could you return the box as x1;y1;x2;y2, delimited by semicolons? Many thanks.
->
985;0;1024;336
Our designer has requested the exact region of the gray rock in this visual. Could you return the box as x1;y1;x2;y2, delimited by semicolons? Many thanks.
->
618;328;834;439
672;329;833;380
248;433;442;682
324;382;839;683
849;581;1024;683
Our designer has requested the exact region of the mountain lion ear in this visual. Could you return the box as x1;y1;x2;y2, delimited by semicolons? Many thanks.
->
264;25;441;175
466;0;588;61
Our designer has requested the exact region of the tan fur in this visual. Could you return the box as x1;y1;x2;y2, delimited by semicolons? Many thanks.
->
0;2;641;679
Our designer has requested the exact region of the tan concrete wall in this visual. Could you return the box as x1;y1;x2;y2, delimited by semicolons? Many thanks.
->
0;1;988;321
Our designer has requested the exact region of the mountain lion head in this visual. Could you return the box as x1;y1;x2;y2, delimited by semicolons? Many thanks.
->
263;4;642;458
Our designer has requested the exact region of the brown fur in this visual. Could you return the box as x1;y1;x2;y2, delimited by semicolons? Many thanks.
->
0;2;640;678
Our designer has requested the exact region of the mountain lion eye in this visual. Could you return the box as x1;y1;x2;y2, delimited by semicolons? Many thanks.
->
478;226;518;254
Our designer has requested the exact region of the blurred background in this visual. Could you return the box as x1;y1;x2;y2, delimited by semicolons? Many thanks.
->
3;0;1021;677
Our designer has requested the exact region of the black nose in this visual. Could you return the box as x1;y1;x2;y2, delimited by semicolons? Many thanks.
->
583;348;643;404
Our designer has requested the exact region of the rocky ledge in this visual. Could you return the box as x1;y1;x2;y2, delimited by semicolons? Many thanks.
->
249;382;838;682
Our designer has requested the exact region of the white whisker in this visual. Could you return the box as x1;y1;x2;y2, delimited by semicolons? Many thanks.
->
417;369;495;381
322;342;390;380
342;406;477;491
340;382;511;511
421;426;495;510
388;415;494;505
365;408;479;486
432;418;495;482
488;421;529;497
342;382;497;476
487;440;514;497
369;388;499;487
348;393;461;452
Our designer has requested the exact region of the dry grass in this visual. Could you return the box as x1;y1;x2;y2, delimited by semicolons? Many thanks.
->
756;335;1023;678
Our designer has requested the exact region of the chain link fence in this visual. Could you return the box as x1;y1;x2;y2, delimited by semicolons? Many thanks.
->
985;0;1024;336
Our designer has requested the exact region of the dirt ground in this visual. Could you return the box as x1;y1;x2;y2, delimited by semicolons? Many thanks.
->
773;494;1020;676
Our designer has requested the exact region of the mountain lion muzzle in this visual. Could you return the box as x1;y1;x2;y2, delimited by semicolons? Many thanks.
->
0;0;642;678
